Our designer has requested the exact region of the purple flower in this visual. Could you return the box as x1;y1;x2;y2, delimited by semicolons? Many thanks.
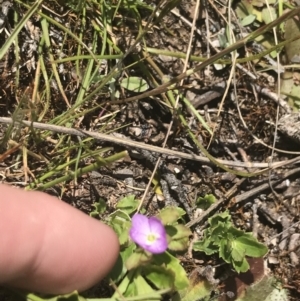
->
129;214;168;254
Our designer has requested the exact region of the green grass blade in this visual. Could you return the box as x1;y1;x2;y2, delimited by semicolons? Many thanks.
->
0;0;43;60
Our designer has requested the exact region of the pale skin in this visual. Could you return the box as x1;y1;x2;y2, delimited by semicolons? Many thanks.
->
0;184;119;294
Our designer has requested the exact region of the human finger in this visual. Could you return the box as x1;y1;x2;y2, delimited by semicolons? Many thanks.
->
0;184;119;294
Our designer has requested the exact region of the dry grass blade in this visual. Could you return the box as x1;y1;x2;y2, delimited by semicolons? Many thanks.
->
137;0;201;211
0;117;299;171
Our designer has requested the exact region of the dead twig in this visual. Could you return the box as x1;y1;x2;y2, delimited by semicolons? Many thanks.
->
186;166;300;228
0;117;300;170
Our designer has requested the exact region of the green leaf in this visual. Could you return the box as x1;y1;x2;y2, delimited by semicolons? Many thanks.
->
251;0;265;7
123;271;165;300
208;211;231;228
235;233;268;258
218;32;228;49
231;241;246;263
158;207;186;225
240;275;287;301
193;239;217;255
280;71;300;109
144;265;175;290
166;224;192;251
108;243;136;282
134;273;156;295
194;211;267;274
174;279;214;301
61;292;86;301
126;249;153;270
265;286;289;301
32;290;87;301
89;198;106;217
153;252;189;290
116;195;139;214
235;0;254;20
120;76;149;92
89;74;115;85
284;15;300;62
196;194;216;210
241;14;257;27
108;210;131;245
124;280;138;297
219;239;232;263
262;7;277;25
112;271;134;298
228;226;245;238
232;256;250;273
210;221;228;240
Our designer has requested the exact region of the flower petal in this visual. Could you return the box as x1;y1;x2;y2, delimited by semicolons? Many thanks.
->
129;214;168;254
147;217;168;254
148;217;166;237
131;214;150;232
146;235;168;254
129;214;151;247
130;231;150;250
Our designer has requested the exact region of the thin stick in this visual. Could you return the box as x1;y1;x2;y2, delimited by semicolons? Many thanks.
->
186;166;300;228
137;0;201;212
0;117;299;170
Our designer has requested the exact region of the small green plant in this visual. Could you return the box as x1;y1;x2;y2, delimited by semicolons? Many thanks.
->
196;194;216;210
106;201;192;299
192;210;268;273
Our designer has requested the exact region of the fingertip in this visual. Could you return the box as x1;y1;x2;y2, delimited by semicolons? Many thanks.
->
92;221;120;284
0;184;120;294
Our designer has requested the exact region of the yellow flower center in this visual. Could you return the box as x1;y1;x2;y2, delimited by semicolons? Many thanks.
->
147;234;157;243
